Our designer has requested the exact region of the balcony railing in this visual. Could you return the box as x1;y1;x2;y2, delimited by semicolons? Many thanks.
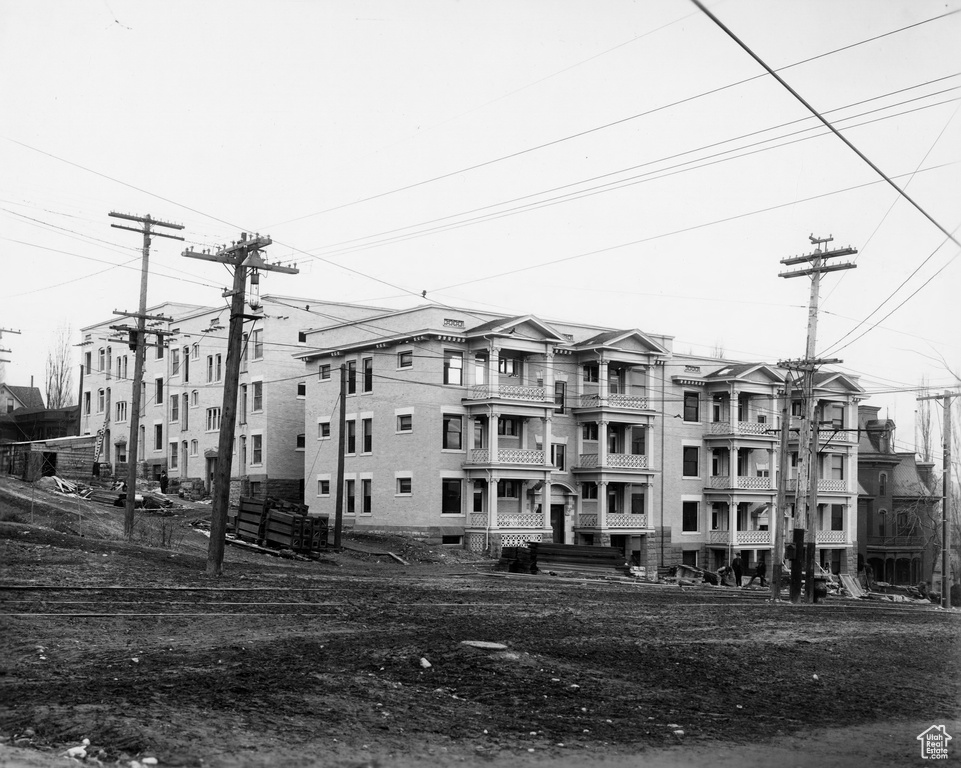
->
785;479;849;493
469;384;548;402
708;475;773;490
467;448;545;465
866;535;925;548
708;530;771;545
816;530;846;544
606;513;648;528
708;421;773;436
576;453;649;470
578;393;650;410
496;513;545;528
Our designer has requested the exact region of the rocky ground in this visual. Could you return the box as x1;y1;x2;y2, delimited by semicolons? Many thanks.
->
0;474;959;768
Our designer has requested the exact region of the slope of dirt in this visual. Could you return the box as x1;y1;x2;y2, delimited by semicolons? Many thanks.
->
0;475;959;767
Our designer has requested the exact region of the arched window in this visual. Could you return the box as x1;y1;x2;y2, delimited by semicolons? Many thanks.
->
878;509;888;537
879;472;887;496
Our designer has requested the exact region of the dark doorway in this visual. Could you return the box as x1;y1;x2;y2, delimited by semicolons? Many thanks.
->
41;452;57;477
550;503;565;544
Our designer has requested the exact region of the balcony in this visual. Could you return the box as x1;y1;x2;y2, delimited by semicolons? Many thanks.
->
785;478;848;493
573;513;649;529
707;475;773;490
816;530;847;544
576;453;649;470
496;512;545;528
707;421;774;437
577;393;650;410
708;530;771;545
466;448;545;466
468;384;548;402
866;535;925;548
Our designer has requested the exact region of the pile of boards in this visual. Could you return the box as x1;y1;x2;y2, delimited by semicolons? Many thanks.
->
496;542;630;576
231;496;328;554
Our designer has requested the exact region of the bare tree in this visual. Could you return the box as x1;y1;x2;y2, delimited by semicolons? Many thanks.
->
917;376;934;462
45;322;74;408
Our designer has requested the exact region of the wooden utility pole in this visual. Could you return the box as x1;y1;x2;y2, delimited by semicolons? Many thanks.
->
0;327;22;367
779;235;856;601
333;363;347;549
109;212;184;540
918;390;958;610
771;371;793;601
184;234;298;577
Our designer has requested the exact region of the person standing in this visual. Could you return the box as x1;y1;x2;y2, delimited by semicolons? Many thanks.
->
747;560;767;587
731;554;743;588
159;469;169;495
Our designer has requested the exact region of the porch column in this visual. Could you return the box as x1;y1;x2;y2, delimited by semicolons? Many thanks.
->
729;385;738;432
598;420;609;468
543;415;553;468
488;474;499;529
731;445;739;488
488;345;500;398
599;357;610;405
541;479;552;528
542;350;554;396
598;480;609;530
489;413;499;462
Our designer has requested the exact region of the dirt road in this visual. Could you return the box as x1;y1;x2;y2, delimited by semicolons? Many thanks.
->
0;477;958;767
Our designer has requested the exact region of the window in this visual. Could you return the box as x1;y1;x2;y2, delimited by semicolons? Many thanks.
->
252;381;263;411
182;348;189;382
154;424;163;451
251;434;263;464
397;414;412;433
444;351;463;385
825;403;844;429
828;454;844;480
682;550;698;567
215;354;222;382
554;381;566;414
497;417;518;436
98;348;105;371
398;351;413;368
631;493;645;515
362;358;373;392
298;331;307;343
345;480;355;515
831;504;844;531
84;351;92;374
582;482;598;500
442;414;463;449
156;342;164;360
320;364;331;380
240;384;247;424
442;479;463;513
551;444;566;471
347;361;357;394
190;440;199;456
206;408;221;431
318;421;331;439
879;472;887;496
362;479;372;515
498;357;519;376
583;423;598;440
346;420;356;454
171;348;180;376
397;477;412;495
252;329;263;359
169;395;179;423
297;382;306;397
115;401;127;422
583;364;598;382
317;479;330;496
191;390;199;407
152;377;163;405
296;433;305;449
682;446;699;477
683;392;700;422
191;343;200;360
97;389;105;413
682;501;699;532
362;418;373;453
497;480;520;498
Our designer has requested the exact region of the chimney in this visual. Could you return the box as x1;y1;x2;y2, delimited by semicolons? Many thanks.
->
31;375;34;388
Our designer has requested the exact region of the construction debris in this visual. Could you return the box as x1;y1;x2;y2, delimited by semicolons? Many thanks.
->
230;496;328;555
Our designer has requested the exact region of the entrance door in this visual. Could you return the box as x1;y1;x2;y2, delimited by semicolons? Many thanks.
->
206;457;217;495
550;503;566;544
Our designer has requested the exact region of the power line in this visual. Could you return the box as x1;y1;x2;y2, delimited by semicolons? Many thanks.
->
691;0;960;248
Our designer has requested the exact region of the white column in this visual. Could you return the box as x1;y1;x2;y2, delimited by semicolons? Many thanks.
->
543;415;553;468
488;475;498;529
542;479;552;528
730;386;739;431
489;346;500;398
731;445;739;487
490;413;499;462
599;358;609;404
599;420;609;468
598;480;609;530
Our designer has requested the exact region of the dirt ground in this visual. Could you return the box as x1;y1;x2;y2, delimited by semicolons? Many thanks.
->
0;475;959;768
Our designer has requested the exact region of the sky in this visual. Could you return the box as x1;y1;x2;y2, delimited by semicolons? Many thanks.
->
1;0;959;460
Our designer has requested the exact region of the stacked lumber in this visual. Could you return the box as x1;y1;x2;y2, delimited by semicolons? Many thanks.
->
529;543;630;577
232;496;327;554
495;546;536;574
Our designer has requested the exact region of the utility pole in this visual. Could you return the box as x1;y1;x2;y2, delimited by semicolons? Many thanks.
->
0;327;22;370
771;371;793;601
334;363;347;549
918;390;958;610
779;235;856;602
184;234;298;577
109;212;184;540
